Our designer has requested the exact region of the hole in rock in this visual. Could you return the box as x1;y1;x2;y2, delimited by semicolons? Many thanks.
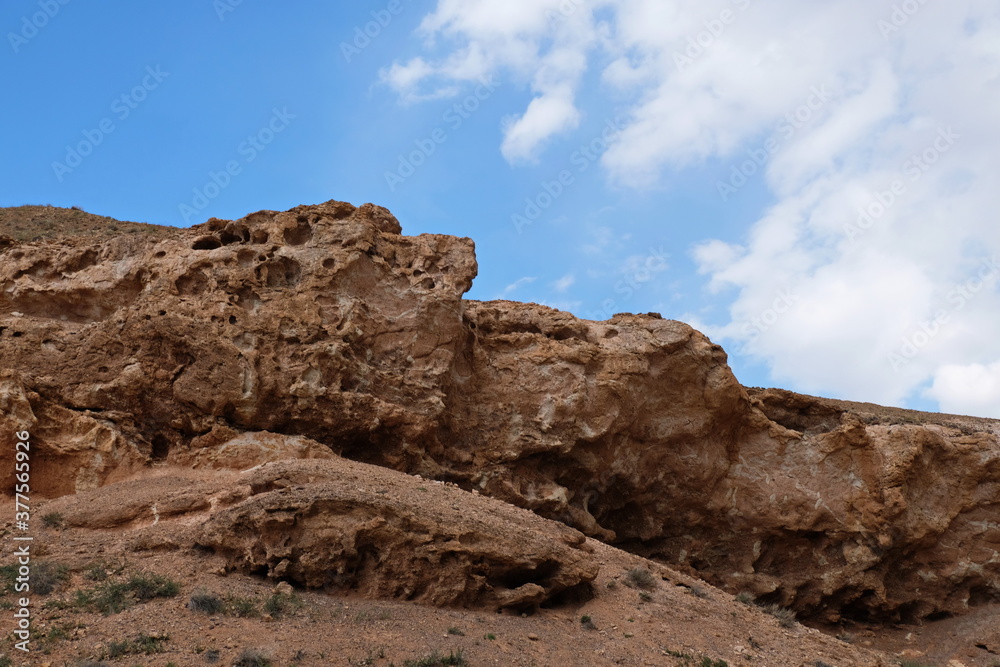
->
283;220;313;246
151;434;170;461
192;236;222;250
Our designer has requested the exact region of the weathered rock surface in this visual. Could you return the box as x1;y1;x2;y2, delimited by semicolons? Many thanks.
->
2;200;999;624
41;454;598;610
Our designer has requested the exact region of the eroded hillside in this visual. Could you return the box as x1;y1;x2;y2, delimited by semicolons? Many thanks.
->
2;201;999;665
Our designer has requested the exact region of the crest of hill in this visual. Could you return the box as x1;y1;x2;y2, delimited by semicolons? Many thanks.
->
0;204;177;242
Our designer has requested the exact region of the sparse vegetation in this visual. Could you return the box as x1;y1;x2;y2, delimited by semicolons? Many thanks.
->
760;602;796;628
263;591;302;618
625;567;657;590
226;594;260;617
447;626;465;636
403;649;467;667
74;570;180;615
189;590;226;614
41;511;65;529
484;633;496;640
735;592;797;628
83;559;123;582
233;648;272;667
689;585;709;599
664;649;728;667
639;591;653;602
0;564;18;594
580;614;596;630
32;561;70;595
106;633;169;658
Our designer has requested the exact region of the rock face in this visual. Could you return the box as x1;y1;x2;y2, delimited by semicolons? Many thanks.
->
1;200;999;623
41;455;599;611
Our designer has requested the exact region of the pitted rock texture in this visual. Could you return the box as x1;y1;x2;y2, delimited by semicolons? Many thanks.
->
40;455;598;611
196;458;598;610
2;200;999;624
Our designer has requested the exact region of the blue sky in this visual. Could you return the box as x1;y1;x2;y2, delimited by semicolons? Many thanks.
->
3;1;999;417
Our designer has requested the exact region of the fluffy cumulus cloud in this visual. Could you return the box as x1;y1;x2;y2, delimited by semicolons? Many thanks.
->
384;0;1000;417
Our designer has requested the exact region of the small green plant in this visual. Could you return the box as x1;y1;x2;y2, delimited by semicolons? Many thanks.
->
127;572;180;599
735;592;754;605
485;633;496;640
204;648;221;663
188;591;225;614
233;648;272;667
41;512;65;529
761;603;796;628
403;649;466;667
625;567;657;590
0;654;11;667
689;585;709;599
639;591;653;602
580;614;596;630
263;591;302;618
447;626;465;636
75;570;181;615
605;579;618;590
0;565;16;595
106;633;168;658
700;658;728;667
226;594;259;617
31;561;70;595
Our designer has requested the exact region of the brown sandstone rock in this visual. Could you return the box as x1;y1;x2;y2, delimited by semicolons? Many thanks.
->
2;200;999;624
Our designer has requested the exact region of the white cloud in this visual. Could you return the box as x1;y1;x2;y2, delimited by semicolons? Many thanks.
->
501;85;582;163
498;276;537;298
391;0;1000;414
552;273;576;292
925;361;1000;418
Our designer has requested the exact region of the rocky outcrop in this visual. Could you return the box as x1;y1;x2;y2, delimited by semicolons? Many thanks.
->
41;454;599;611
2;200;998;623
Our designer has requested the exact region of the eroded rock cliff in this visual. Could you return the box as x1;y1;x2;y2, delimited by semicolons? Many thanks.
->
1;200;998;624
